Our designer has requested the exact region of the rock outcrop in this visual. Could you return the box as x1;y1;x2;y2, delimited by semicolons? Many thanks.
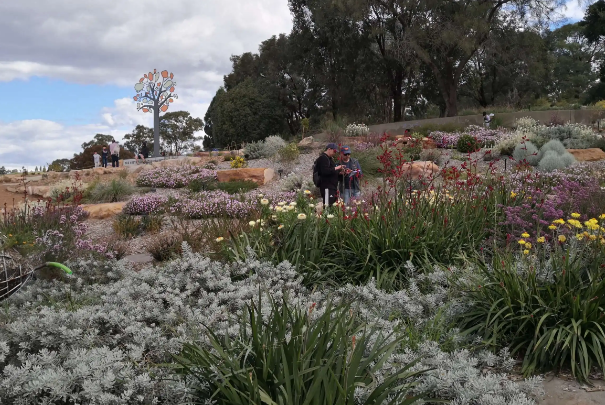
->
567;148;605;162
217;168;275;185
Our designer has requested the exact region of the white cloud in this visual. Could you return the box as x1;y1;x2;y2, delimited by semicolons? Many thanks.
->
0;0;292;168
561;0;588;22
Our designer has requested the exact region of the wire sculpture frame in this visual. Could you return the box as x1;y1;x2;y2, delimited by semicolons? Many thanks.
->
0;253;35;302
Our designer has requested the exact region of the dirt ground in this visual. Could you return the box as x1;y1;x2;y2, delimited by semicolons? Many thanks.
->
540;376;605;404
0;184;34;210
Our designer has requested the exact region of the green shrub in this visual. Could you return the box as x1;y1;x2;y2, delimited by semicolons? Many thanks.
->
141;214;163;233
593;138;605;152
279;143;300;162
458;248;605;383
172;296;427;404
217;180;258;194
118;169;129;180
112;214;140;238
512;141;539;166
354;147;383;178
146;233;182;261
187;177;215;193
456;134;479;153
88;179;134;203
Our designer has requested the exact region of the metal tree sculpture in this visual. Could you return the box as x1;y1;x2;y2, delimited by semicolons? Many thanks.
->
133;69;178;157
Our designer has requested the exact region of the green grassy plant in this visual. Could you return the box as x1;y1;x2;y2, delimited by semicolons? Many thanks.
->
228;177;507;289
88;179;134;203
171;296;429;405
217;180;258;194
141;214;163;233
112;214;140;238
458;242;605;383
353;147;383;178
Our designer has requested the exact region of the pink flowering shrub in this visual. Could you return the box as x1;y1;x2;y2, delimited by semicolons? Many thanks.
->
169;191;257;219
123;190;299;217
35;206;113;261
430;125;510;149
136;166;217;188
123;195;169;215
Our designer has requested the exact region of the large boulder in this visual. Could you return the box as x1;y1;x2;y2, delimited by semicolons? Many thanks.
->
400;161;440;180
299;136;315;147
217;168;274;185
567;148;605;162
6;186;24;194
81;202;127;219
27;186;51;197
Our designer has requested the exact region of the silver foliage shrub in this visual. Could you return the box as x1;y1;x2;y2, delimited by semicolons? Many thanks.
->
263;135;287;158
538;150;576;172
512;141;540;166
280;172;314;192
0;251;543;404
243;140;265;159
244;135;286;160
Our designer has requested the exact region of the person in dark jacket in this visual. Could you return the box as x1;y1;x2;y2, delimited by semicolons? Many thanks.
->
135;142;149;164
101;146;109;168
316;143;345;206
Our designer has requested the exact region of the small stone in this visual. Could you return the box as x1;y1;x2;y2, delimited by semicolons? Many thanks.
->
123;253;154;264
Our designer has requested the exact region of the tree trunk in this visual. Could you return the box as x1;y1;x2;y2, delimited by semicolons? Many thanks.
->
153;104;160;157
392;70;403;122
444;82;459;117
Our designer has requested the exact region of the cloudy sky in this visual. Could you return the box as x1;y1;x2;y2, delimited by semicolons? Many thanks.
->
0;0;589;170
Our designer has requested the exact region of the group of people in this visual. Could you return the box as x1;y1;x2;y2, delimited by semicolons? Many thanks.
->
314;143;362;207
93;140;121;168
92;140;150;168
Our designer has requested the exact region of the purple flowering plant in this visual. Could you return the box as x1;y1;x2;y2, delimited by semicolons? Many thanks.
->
136;166;217;188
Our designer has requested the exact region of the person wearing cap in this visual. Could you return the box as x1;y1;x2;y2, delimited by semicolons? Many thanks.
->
338;145;362;205
315;143;345;206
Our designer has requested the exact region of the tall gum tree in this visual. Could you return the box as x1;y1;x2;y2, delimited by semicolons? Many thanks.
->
133;70;178;157
362;0;562;117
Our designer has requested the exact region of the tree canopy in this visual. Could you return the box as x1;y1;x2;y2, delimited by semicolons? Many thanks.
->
160;111;203;154
203;0;603;147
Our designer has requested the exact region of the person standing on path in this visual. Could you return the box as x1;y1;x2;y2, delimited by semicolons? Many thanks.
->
101;146;109;168
109;140;120;167
315;143;345;207
483;111;494;128
93;151;101;168
338;145;362;205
